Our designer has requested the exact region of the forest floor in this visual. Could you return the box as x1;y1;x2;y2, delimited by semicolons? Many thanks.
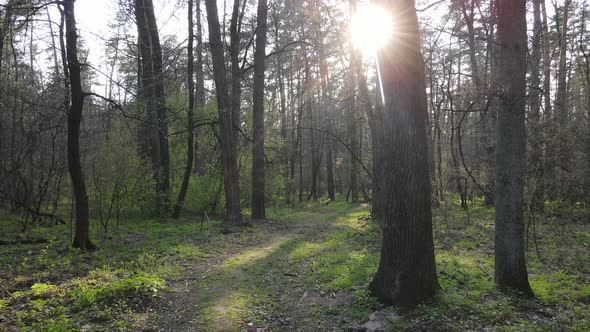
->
0;199;589;331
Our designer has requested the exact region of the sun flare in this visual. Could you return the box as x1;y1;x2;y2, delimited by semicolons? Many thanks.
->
350;3;393;57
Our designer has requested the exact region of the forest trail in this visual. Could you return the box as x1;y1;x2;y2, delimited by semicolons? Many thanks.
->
145;204;370;331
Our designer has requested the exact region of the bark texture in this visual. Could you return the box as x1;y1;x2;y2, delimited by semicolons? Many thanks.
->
369;0;438;306
134;0;170;214
205;0;243;226
64;0;94;250
251;0;268;219
494;0;533;296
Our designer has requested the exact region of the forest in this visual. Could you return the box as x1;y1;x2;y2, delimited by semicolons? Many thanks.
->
0;0;589;330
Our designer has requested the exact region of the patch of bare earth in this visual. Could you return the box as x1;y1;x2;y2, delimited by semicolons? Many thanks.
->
141;210;352;331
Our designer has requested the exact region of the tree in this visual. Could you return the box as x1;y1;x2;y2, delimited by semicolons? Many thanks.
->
204;0;243;227
494;0;533;296
134;0;171;214
251;0;268;219
63;0;94;250
554;0;571;198
528;0;545;213
369;0;438;306
172;0;196;219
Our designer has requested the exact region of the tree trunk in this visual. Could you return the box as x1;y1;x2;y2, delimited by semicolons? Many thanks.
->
134;0;170;214
369;0;438;306
326;141;335;201
205;0;243;226
194;0;206;176
173;0;196;219
63;0;94;251
529;0;545;213
251;0;268;219
541;0;553;200
494;0;533;296
554;0;571;198
229;0;244;135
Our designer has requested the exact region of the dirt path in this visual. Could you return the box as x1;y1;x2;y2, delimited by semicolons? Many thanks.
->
143;207;361;331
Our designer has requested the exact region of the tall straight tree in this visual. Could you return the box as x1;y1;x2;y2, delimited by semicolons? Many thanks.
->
251;0;268;219
529;0;545;212
369;0;438;306
204;0;243;226
193;0;206;175
134;0;171;214
63;0;94;250
173;0;196;218
554;0;571;197
494;0;533;295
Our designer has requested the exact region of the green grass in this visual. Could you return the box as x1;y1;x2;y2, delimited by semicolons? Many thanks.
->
0;198;588;331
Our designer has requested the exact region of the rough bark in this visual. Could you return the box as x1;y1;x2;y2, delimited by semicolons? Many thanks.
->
205;0;243;226
494;0;533;296
251;0;268;219
63;0;94;251
134;0;171;214
369;0;438;306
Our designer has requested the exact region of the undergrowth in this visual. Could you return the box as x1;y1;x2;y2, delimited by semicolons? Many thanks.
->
0;198;588;331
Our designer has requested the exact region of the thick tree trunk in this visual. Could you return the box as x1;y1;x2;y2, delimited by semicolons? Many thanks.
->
494;0;533;296
134;0;170;214
205;0;243;226
251;0;268;219
63;0;94;251
369;0;438;306
370;71;384;219
173;0;196;219
0;0;15;75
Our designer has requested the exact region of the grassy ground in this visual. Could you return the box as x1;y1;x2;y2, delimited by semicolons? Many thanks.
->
0;199;588;331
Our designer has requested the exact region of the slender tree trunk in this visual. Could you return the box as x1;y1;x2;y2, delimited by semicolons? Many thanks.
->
529;0;545;212
494;0;533;296
304;55;319;201
275;23;290;202
205;0;243;226
229;0;244;134
554;0;571;198
326;143;335;200
369;0;438;306
63;0;94;251
173;0;196;219
347;4;360;203
251;0;268;219
194;0;206;176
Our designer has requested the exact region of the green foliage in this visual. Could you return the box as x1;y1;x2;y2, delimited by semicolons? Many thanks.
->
71;274;164;311
1;198;589;330
31;283;62;298
182;174;224;214
87;120;156;224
